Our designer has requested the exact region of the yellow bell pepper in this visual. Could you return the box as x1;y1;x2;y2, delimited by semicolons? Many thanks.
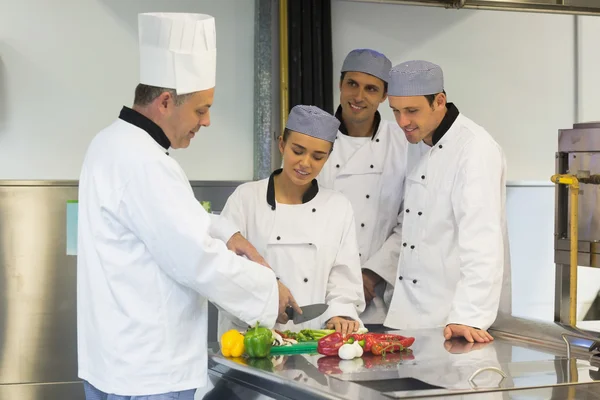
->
220;329;245;358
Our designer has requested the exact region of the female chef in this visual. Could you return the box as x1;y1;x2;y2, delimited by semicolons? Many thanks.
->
218;105;366;336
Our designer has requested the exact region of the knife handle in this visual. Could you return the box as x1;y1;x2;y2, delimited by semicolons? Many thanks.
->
285;306;294;320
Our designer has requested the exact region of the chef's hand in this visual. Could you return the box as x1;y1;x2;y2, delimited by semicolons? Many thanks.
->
362;269;382;305
444;324;494;343
227;232;270;269
276;281;302;324
326;317;360;336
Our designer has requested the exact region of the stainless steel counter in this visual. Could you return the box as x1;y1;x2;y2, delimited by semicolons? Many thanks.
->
206;322;600;400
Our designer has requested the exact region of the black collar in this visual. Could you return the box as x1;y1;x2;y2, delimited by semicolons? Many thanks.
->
431;103;460;146
266;169;319;210
334;105;382;140
119;106;171;151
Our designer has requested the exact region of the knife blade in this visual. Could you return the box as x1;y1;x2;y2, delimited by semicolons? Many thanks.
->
285;303;328;324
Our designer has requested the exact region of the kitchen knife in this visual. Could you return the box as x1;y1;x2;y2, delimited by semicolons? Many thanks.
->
285;303;328;324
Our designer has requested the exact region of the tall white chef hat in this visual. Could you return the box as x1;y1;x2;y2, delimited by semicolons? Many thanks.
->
138;12;217;95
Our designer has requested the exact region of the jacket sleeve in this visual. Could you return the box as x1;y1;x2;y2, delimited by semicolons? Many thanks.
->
214;187;257;329
322;200;367;325
208;214;239;243
120;160;279;329
361;204;403;286
447;140;505;330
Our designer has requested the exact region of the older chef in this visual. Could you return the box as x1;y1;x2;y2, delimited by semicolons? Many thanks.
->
384;60;512;343
317;49;409;327
77;13;298;400
219;105;366;337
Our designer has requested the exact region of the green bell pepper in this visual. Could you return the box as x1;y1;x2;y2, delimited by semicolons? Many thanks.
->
244;323;273;358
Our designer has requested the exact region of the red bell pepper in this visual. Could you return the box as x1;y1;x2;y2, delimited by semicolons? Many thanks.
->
317;332;345;356
365;333;411;341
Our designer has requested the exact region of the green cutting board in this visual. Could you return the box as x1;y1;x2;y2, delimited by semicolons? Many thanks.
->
270;341;318;355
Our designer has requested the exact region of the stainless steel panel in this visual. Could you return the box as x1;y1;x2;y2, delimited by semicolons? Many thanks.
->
0;382;84;400
568;153;600;242
559;129;600;153
555;238;592;253
575;122;600;130
189;181;246;212
209;326;600;400
0;183;79;384
556;263;574;325
555;250;597;267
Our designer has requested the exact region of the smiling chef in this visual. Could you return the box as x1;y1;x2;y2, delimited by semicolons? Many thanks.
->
77;12;299;400
383;60;512;343
317;49;410;328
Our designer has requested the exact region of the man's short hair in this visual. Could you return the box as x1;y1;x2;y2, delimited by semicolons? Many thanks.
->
133;84;191;107
425;90;447;107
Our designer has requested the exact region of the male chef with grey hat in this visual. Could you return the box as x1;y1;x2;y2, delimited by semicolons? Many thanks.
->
384;60;512;343
318;49;410;327
77;13;299;399
218;104;365;338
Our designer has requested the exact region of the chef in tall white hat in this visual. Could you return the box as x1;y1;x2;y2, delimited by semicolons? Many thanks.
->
384;60;512;343
77;12;299;400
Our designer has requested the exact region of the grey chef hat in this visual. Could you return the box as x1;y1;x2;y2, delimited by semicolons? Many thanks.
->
341;49;392;83
285;105;340;143
388;60;444;97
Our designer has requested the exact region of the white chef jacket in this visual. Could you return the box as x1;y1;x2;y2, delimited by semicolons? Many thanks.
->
217;170;365;337
385;104;511;331
77;107;279;396
318;109;409;324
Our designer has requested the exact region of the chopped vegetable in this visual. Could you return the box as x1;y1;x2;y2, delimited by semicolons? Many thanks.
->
281;329;335;342
271;330;284;347
244;323;273;358
220;329;245;358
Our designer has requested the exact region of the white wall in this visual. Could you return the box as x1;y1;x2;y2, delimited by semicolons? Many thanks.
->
578;16;600;123
0;0;255;180
331;0;576;182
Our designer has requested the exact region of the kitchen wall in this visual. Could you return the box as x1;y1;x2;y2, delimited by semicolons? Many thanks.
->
0;0;255;180
2;0;600;323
